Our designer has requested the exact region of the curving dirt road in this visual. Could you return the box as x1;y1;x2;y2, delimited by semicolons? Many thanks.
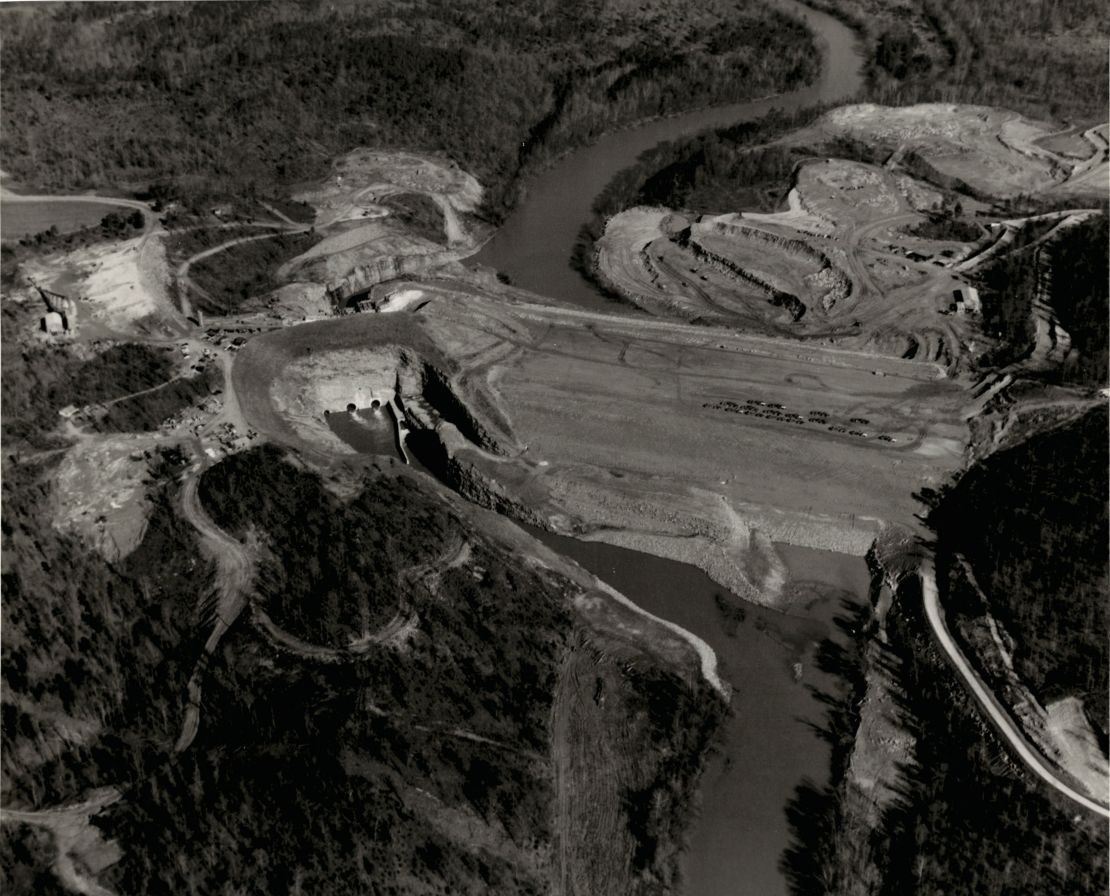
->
845;211;920;293
174;471;254;752
920;560;1110;819
175;227;294;315
251;604;416;662
0;787;122;896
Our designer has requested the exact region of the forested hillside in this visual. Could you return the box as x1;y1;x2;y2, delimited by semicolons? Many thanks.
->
0;310;222;811
878;577;1108;896
0;0;819;217
1;446;210;808
932;406;1109;732
90;447;723;895
1050;217;1110;386
810;0;1109;121
786;568;1110;896
976;215;1109;381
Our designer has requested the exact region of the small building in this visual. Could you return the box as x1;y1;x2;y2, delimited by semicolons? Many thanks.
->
35;286;77;332
41;312;65;334
962;286;981;313
953;285;981;315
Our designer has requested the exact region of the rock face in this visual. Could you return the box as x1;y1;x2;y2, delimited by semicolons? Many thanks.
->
323;245;467;304
278;347;403;413
413;364;508;455
415;423;548;527
677;230;808;321
246;324;525;518
593;205;855;328
688;219;853;317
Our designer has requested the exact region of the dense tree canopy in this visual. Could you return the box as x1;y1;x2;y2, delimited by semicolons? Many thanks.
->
0;0;820;217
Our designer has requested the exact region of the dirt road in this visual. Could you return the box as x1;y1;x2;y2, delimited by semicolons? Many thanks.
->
920;560;1110;819
845;210;920;295
174;470;253;752
175;227;294;314
0;787;122;896
251;604;416;661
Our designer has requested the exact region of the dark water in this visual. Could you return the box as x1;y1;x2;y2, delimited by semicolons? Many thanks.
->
0;198;125;240
477;5;868;889
325;407;401;458
472;0;864;311
533;530;870;896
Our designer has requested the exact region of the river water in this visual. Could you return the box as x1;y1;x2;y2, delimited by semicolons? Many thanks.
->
472;0;864;312
535;531;869;896
475;5;868;892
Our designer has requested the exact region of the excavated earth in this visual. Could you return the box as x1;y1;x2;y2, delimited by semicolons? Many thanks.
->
594;158;979;368
233;288;970;609
280;149;490;303
593;104;1108;372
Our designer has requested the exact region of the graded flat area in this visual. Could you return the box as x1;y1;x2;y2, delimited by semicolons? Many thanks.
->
428;295;967;541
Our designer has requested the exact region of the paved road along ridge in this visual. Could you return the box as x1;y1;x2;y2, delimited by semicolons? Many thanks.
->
921;560;1110;819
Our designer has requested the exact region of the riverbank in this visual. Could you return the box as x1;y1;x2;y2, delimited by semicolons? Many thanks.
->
471;0;863;310
534;528;870;896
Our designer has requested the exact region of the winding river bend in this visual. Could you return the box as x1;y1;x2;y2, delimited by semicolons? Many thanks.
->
485;5;868;894
473;0;864;311
3;4;868;892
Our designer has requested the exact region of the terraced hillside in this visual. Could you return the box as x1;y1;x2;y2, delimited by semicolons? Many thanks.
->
587;103;1108;371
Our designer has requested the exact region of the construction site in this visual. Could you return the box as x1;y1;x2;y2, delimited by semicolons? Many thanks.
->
2;67;1107;895
232;293;969;604
592;104;1108;373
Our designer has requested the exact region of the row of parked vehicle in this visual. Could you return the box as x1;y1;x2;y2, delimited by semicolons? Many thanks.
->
703;399;895;442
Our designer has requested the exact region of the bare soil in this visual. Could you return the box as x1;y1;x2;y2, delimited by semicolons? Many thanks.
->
233;292;970;606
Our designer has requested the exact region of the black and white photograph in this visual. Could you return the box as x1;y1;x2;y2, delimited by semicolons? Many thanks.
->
0;1;1107;893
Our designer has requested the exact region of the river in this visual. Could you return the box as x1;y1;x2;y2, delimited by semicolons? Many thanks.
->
535;531;869;896
474;4;868;893
472;0;863;312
